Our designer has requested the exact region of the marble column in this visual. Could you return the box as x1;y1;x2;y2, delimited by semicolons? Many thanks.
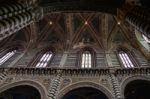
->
0;2;43;41
118;5;150;39
126;11;150;39
47;51;68;99
0;2;34;40
109;71;124;99
47;70;63;99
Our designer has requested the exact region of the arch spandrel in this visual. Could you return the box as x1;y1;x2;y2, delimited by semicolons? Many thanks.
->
57;81;114;99
120;75;150;98
0;80;47;99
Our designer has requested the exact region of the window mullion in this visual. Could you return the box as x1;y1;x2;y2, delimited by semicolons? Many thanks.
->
36;63;40;67
82;54;85;68
124;53;131;68
84;54;87;68
123;53;132;68
47;54;52;61
119;54;126;68
119;53;128;68
0;53;10;64
40;54;46;61
1;52;13;64
36;51;53;68
1;53;11;63
89;54;91;68
81;52;92;69
87;53;89;68
124;53;134;67
122;53;130;68
0;50;16;66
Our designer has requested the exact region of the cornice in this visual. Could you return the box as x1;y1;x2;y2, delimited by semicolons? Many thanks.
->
1;67;150;76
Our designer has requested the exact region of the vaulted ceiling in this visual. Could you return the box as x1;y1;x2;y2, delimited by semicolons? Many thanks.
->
0;0;148;51
0;12;137;51
36;13;112;50
33;12;137;51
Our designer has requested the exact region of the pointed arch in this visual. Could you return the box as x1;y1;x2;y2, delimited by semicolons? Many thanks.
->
0;80;47;99
57;81;114;99
81;50;92;68
117;48;138;68
77;47;96;68
121;75;150;99
0;46;22;67
28;47;55;68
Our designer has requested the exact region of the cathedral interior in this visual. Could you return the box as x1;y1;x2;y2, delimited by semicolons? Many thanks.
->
0;0;150;99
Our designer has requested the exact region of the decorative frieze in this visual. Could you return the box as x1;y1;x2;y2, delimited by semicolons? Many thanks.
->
0;67;149;99
0;67;150;76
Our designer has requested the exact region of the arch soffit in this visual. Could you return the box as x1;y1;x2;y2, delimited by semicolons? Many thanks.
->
1;40;27;51
0;80;47;99
110;44;134;51
120;75;150;97
36;46;56;54
75;47;97;54
57;81;114;99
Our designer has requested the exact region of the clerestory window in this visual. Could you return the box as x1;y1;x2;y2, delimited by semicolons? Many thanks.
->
142;34;150;43
0;50;16;66
118;51;134;68
81;51;92;68
35;51;53;68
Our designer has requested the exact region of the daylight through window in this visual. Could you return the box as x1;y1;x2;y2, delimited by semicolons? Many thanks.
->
119;51;134;68
36;51;53;68
142;34;150;43
81;51;92;68
0;50;16;66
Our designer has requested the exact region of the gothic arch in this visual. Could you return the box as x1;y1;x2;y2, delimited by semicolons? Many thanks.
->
76;47;96;68
115;46;140;68
120;75;150;98
0;40;27;52
57;81;114;99
27;46;56;67
0;80;47;99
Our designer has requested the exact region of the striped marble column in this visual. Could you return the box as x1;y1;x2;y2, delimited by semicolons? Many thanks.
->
47;70;62;99
0;2;34;40
125;6;150;39
109;74;124;99
118;5;150;39
129;6;150;21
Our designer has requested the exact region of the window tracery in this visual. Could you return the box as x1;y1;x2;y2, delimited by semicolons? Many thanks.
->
81;51;92;68
118;51;134;68
35;51;53;68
